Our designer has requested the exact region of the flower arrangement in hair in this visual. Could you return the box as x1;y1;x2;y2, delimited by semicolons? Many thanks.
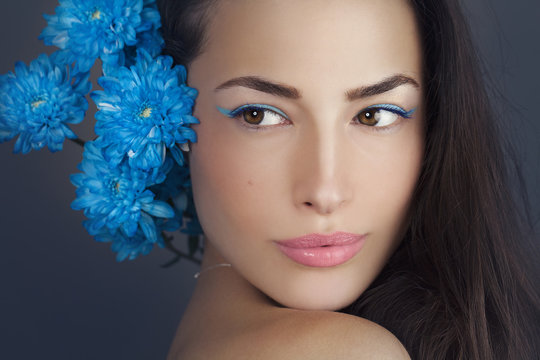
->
0;0;202;264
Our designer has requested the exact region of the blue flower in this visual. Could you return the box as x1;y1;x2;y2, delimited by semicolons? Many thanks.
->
151;159;203;238
126;0;164;64
91;49;199;170
0;53;90;154
151;160;190;210
71;141;175;242
95;226;164;262
40;0;161;73
146;159;192;233
122;27;164;69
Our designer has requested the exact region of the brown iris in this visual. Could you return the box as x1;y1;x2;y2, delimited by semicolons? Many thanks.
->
243;109;265;125
355;109;379;126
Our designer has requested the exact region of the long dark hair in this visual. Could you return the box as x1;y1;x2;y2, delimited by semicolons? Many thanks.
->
158;0;540;358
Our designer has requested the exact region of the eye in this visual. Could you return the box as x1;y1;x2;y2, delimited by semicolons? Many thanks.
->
240;107;284;126
217;104;290;128
354;104;416;128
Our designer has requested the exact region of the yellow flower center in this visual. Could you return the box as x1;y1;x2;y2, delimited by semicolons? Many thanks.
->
140;107;152;118
91;9;101;20
31;99;46;109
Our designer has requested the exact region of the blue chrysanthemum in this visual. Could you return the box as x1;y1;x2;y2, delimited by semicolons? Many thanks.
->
40;0;161;73
0;53;90;154
121;27;164;69
124;0;163;65
152;160;203;236
71;141;175;242
95;226;165;262
92;49;199;170
151;160;190;210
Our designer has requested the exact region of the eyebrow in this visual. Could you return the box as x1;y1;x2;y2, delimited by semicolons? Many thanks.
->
215;74;420;101
345;75;420;101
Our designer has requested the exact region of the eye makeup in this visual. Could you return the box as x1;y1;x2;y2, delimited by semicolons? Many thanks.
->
216;102;416;133
353;103;417;133
217;104;289;119
364;104;416;119
217;104;291;131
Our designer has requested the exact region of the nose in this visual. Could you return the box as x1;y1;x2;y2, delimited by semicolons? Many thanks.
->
291;125;353;216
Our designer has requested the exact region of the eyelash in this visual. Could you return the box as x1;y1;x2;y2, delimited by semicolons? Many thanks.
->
218;104;291;131
218;103;415;132
353;104;416;133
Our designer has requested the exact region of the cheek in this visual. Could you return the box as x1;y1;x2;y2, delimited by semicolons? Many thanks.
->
354;123;424;249
189;120;285;241
371;140;422;221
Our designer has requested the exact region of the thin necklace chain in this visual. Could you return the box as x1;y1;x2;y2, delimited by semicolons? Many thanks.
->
194;263;232;279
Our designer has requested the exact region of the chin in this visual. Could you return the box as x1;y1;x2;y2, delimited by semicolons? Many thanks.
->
274;293;358;312
265;278;365;311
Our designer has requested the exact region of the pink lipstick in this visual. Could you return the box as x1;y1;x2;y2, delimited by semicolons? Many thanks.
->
275;232;366;267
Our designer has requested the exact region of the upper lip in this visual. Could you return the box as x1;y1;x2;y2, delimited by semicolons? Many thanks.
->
275;231;365;249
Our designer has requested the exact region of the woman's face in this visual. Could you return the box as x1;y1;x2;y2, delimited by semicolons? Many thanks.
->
188;0;424;310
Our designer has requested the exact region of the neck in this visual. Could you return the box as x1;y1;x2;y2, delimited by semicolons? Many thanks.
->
174;240;275;347
195;241;271;307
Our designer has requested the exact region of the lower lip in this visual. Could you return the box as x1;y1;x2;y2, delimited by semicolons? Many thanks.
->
275;235;366;268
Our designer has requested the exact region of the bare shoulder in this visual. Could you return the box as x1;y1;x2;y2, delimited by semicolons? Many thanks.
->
174;310;410;360
270;310;411;360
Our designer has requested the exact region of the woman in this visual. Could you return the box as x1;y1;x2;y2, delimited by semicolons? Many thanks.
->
159;0;540;359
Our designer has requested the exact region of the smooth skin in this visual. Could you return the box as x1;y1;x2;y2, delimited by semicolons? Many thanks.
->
169;0;423;358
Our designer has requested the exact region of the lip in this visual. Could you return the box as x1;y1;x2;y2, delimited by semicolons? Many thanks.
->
275;231;366;267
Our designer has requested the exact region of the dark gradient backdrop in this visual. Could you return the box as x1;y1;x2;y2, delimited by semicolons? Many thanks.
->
1;1;539;359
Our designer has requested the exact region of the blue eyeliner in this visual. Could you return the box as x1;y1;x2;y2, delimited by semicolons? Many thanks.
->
365;104;417;118
216;105;235;117
217;104;289;119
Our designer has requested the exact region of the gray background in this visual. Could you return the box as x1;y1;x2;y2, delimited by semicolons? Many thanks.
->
0;1;538;359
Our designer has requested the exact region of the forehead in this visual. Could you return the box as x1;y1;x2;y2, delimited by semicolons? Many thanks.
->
193;0;422;95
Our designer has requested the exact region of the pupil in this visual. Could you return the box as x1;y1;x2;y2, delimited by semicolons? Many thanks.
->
244;109;264;124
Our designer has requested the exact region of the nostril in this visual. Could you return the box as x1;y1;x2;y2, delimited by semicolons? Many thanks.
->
304;202;313;207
